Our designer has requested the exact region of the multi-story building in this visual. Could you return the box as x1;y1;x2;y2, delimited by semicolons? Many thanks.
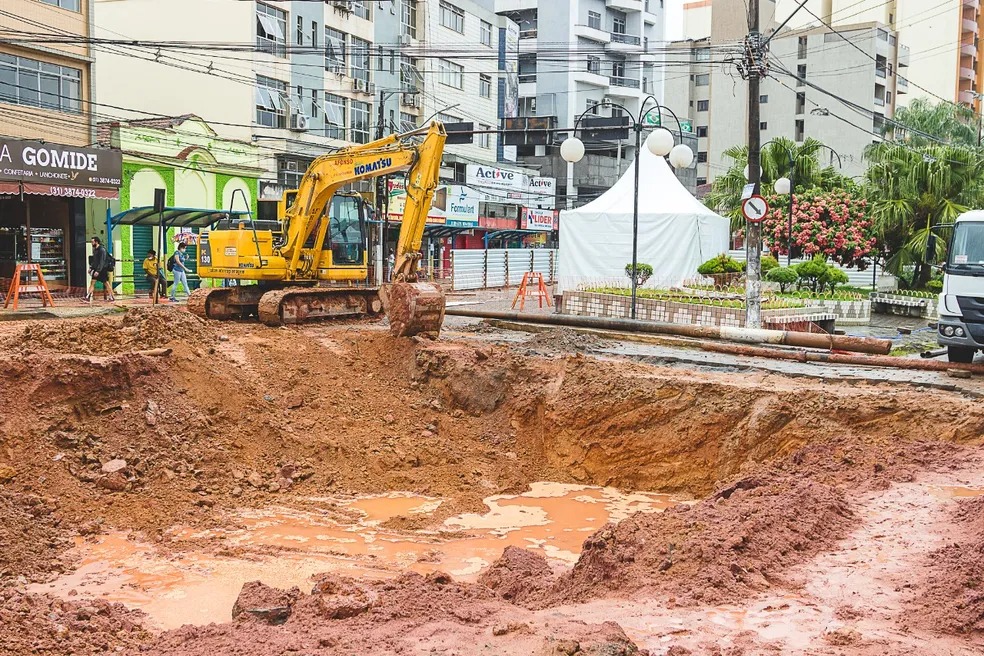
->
668;0;905;184
0;0;123;289
494;0;685;204
782;1;978;111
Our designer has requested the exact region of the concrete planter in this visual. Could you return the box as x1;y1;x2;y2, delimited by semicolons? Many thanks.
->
869;292;939;319
803;298;871;325
562;291;836;332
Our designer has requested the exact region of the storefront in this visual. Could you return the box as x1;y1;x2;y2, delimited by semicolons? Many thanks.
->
0;139;122;289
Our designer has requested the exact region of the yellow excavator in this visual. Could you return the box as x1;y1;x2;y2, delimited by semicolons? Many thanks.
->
187;122;447;336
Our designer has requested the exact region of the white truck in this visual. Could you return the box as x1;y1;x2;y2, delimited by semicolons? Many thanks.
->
938;211;984;363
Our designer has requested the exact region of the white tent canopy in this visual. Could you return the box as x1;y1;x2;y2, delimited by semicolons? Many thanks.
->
557;149;730;291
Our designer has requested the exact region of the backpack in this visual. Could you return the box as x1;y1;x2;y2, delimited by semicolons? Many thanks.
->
104;252;116;272
166;254;176;272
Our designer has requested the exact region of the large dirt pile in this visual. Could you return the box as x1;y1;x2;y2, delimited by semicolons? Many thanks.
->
539;477;853;606
0;491;73;582
0;591;149;656
911;495;984;634
3;306;211;355
139;573;646;656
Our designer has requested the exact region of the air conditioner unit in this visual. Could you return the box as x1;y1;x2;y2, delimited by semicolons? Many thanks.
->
401;93;419;108
398;34;411;45
365;82;375;95
290;113;310;132
354;79;365;92
285;160;298;172
335;1;353;14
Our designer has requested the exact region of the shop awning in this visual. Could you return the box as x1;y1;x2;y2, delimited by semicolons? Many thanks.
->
369;220;479;239
0;181;119;199
108;206;252;230
483;229;550;247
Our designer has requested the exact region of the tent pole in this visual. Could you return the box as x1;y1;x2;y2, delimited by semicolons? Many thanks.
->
630;123;642;320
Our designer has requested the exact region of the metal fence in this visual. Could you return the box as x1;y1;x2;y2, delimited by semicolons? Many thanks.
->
450;248;557;291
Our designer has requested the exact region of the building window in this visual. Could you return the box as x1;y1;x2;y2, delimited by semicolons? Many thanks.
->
400;111;417;133
0;54;82;114
612;10;626;34
795;118;805;141
351;100;371;143
695;74;709;86
585;56;600;75
887;90;892;105
324;93;347;139
39;0;80;11
586;99;599;114
437;112;462;124
797;64;806;86
759;94;768;103
479;74;492;98
480;20;493;46
352;1;371;21
520;97;537;116
612;59;625;78
440;1;465;33
255;75;287;128
760;121;768;130
297;15;304;46
439;59;464;89
697;99;709;111
696;125;708;137
697;177;707;186
401;56;422;91
402;0;417;39
325;28;346;72
377;45;384;71
256;3;288;58
695;47;710;61
478;124;491;148
697;151;707;163
798;36;807;58
311;89;319;120
311;21;319;48
351;37;371;84
588;11;601;30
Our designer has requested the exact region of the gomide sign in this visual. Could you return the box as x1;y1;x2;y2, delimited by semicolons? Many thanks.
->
0;138;122;199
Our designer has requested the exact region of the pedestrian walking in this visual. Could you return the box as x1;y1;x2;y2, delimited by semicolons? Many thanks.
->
168;243;191;302
142;249;167;299
387;248;395;282
82;237;114;303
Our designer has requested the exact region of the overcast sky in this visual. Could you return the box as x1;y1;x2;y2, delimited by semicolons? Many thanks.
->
664;0;684;41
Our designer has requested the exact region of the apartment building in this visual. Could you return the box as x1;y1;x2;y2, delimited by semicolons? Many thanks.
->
779;0;974;111
669;0;905;184
0;0;123;289
494;0;683;203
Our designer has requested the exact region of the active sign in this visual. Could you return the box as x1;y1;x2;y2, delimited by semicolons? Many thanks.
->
741;195;769;223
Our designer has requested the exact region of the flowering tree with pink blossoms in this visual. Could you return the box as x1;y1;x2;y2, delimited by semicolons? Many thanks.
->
760;189;877;270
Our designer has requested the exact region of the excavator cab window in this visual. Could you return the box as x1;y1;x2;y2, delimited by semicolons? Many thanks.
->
327;194;366;265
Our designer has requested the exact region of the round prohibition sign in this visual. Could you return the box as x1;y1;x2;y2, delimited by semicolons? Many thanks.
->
742;195;769;223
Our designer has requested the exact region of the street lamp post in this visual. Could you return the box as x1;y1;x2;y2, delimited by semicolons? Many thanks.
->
560;96;694;320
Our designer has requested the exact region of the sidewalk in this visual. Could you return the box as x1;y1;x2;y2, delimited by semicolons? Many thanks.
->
0;295;186;321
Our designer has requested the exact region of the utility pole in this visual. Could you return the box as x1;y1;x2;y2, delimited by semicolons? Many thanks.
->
376;89;387;285
744;0;763;329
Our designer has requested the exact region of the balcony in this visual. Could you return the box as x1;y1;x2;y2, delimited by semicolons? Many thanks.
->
962;66;976;81
874;96;886;107
964;18;979;34
961;88;977;104
519;80;536;97
963;42;977;57
608;76;641;97
610;76;640;89
518;73;537;84
519;28;537;39
607;32;643;53
606;0;643;12
495;0;537;12
573;70;610;88
573;23;611;43
966;0;981;9
898;44;910;67
897;77;908;94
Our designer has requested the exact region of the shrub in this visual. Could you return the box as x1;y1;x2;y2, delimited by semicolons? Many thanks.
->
927;279;943;293
826;267;850;293
765;266;799;293
794;256;830;293
625;263;654;286
698;254;745;276
761;255;780;274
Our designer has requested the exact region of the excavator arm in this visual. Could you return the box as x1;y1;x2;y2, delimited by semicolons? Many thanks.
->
280;121;448;336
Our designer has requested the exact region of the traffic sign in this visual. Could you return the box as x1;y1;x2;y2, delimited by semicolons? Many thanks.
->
742;195;769;223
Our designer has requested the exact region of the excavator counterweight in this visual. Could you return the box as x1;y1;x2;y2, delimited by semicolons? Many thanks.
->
187;123;449;337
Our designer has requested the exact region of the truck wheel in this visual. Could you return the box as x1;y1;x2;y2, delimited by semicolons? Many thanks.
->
947;346;976;364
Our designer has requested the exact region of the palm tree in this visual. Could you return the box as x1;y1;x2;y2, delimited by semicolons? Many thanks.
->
887;98;979;148
704;137;846;231
864;142;984;287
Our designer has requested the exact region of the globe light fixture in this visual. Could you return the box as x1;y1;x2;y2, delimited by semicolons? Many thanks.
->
668;144;695;169
774;177;791;195
743;164;763;181
646;128;674;157
560;136;585;163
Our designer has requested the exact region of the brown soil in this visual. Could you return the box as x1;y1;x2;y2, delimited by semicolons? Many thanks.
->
911;495;984;635
2;308;984;654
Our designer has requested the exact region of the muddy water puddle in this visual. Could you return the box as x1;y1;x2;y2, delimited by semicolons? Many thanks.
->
33;483;681;630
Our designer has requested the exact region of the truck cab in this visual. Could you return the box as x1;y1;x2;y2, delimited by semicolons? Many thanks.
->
938;211;984;363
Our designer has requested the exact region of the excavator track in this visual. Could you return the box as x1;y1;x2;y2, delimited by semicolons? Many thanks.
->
186;287;264;320
257;287;385;327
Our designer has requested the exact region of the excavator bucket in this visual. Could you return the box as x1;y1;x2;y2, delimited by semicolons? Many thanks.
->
379;282;446;337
